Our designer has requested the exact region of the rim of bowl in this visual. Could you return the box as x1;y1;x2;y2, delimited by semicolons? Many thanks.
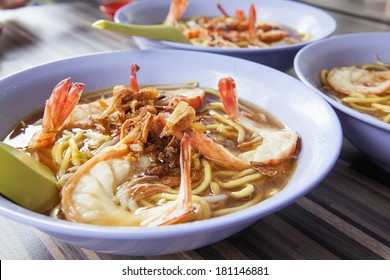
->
0;49;342;240
114;0;336;53
294;32;390;132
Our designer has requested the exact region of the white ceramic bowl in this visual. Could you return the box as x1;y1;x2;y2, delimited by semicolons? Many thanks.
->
114;0;336;71
0;50;342;255
294;32;390;173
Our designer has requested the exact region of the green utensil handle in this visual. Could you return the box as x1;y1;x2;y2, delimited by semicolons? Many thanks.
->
92;20;192;44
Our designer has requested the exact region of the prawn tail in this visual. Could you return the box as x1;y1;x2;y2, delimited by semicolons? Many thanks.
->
164;0;189;25
130;64;140;92
249;4;257;41
218;77;240;121
30;78;84;150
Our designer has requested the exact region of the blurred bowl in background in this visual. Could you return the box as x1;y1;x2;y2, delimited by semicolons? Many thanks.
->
115;0;336;71
294;32;390;172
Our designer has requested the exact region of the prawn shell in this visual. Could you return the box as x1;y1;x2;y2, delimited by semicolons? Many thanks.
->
326;66;390;96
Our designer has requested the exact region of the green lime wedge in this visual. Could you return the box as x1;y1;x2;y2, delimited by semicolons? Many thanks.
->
0;142;58;213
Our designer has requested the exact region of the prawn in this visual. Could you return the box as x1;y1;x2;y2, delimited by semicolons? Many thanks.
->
326;66;390;96
158;87;206;110
61;115;196;227
158;101;249;171
70;64;142;127
28;78;84;150
164;0;188;25
63;64;204;130
218;77;299;168
127;64;206;110
158;75;299;177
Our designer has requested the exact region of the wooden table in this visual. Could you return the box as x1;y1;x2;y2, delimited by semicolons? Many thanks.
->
0;2;389;260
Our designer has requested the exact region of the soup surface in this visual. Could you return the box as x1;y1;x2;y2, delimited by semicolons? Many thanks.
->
164;1;309;48
175;16;309;48
4;72;300;227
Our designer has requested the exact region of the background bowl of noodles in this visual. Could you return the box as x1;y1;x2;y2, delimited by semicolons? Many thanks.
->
0;50;342;255
294;32;390;173
114;0;336;72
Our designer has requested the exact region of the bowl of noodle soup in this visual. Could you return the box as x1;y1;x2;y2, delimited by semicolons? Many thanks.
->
0;50;341;255
114;0;336;71
294;32;390;173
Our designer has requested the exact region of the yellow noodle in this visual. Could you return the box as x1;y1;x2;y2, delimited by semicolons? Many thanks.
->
209;109;246;143
53;138;71;165
320;69;328;85
94;138;118;154
212;170;239;177
216;126;239;138
349;92;367;98
192;156;201;170
138;199;154;208
73;131;84;142
69;138;82;166
212;191;263;217
343;95;390;104
217;173;263;189
206;124;239;139
56;173;73;189
265;188;280;199
361;64;388;71
192;159;212;195
192;195;211;220
372;103;390;111
347;102;378;112
229;184;255;199
84;131;112;148
209;199;228;210
154;193;177;201
143;81;199;90
153;193;211;220
205;124;220;130
210;181;221;195
383;114;390;123
50;204;61;219
207;102;226;111
232;168;257;179
58;148;71;179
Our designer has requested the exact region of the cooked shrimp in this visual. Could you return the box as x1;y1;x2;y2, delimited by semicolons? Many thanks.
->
168;2;303;48
159;101;248;170
164;0;188;25
257;29;288;43
159;87;206;109
162;79;298;174
61;116;196;227
248;3;256;42
327;66;390;96
67;64;153;128
141;133;195;226
218;77;299;167
28;78;84;150
130;63;140;92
